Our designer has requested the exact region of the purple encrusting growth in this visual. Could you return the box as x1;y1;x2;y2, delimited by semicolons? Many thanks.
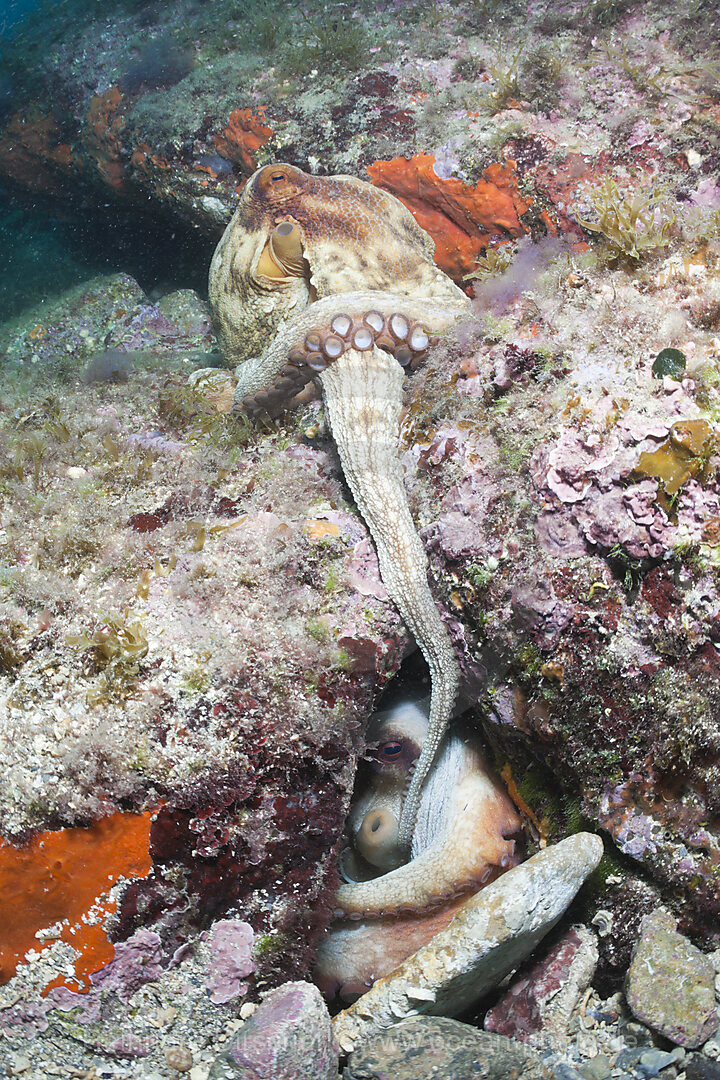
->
205;920;255;1005
90;928;164;1002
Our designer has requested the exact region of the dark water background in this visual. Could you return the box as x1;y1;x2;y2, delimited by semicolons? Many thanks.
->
0;0;211;324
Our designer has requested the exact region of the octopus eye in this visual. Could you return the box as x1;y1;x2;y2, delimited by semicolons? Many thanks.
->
270;172;286;182
376;741;403;762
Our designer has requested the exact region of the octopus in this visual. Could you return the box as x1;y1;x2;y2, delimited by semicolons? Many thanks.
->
313;699;520;1001
209;162;473;853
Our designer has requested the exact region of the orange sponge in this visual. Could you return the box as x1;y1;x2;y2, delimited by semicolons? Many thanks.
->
367;153;530;281
0;812;153;990
213;107;273;174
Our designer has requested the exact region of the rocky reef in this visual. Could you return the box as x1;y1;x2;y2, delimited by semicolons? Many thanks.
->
2;0;720;1076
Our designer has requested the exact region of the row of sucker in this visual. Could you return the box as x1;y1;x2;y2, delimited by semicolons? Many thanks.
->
240;310;433;416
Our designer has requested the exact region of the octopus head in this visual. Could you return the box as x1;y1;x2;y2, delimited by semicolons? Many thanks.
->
208;162;465;369
347;702;427;873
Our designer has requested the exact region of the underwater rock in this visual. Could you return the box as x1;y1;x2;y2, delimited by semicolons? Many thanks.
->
344;1016;550;1080
119;35;195;96
484;925;598;1049
158;288;214;338
0;272;214;371
208;981;337;1080
332;834;603;1052
625;910;718;1049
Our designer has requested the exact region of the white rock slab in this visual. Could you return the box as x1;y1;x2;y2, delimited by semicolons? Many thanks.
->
332;832;604;1052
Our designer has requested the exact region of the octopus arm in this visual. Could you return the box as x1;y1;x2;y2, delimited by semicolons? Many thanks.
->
230;291;471;404
335;770;519;919
314;900;467;1002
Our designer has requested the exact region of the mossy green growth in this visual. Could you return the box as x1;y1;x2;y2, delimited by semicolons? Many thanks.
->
515;764;563;830
515;641;543;677
465;244;516;282
67;611;149;706
181;667;212;695
498;432;532;470
279;10;373;77
127;741;152;773
323;563;341;594
484;44;525;112
466;562;495;589
332;646;352;673
606;544;645;593
253;931;286;959
560;791;595;836
482;314;514;342
519;41;565;110
306;616;329;643
581;0;636;26
577;178;675;260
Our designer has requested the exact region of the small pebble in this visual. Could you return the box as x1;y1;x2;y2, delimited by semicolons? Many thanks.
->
636;1049;679;1077
579;1054;612;1080
165;1044;194;1072
617;1048;643;1069
701;1039;720;1060
554;1067;584;1080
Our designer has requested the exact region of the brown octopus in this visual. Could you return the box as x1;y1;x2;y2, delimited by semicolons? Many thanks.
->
208;163;473;865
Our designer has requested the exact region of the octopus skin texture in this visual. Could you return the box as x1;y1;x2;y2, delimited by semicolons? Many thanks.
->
209;163;473;849
313;700;521;1002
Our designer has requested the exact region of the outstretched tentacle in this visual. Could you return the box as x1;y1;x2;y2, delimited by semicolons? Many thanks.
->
335;786;516;919
319;345;461;852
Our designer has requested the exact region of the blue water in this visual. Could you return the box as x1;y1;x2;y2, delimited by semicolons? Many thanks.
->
0;0;44;36
0;0;213;323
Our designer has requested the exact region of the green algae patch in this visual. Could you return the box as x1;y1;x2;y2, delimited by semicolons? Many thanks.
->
577;178;675;261
633;419;716;508
652;348;686;380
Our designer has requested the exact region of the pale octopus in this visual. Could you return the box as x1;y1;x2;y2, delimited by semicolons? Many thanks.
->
313;700;520;1000
209;162;475;856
